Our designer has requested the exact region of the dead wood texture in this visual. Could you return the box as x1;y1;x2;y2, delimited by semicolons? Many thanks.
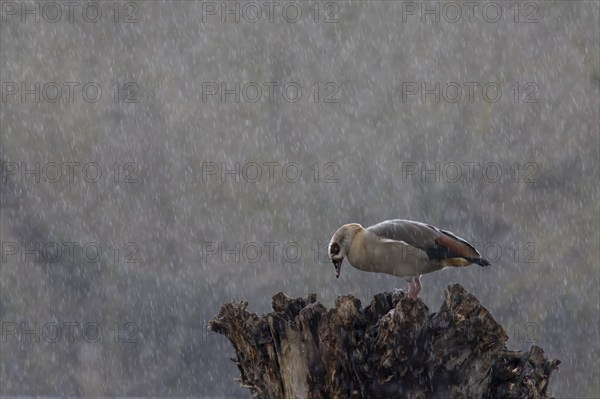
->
209;284;560;399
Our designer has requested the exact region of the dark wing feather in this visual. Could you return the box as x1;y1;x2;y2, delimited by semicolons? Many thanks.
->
367;219;489;265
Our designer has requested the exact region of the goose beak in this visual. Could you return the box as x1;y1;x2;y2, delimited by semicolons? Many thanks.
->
333;259;343;278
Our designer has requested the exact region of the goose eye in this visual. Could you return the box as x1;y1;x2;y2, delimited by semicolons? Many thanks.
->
329;243;340;256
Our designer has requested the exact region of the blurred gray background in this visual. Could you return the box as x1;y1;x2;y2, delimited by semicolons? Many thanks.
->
1;1;598;397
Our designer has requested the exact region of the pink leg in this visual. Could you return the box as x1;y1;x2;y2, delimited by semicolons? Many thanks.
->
407;276;422;299
391;277;422;315
407;281;417;299
412;276;422;297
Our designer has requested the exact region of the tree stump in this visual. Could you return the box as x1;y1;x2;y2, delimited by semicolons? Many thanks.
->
209;284;560;399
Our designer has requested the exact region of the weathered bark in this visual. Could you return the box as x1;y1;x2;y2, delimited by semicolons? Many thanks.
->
209;284;560;399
